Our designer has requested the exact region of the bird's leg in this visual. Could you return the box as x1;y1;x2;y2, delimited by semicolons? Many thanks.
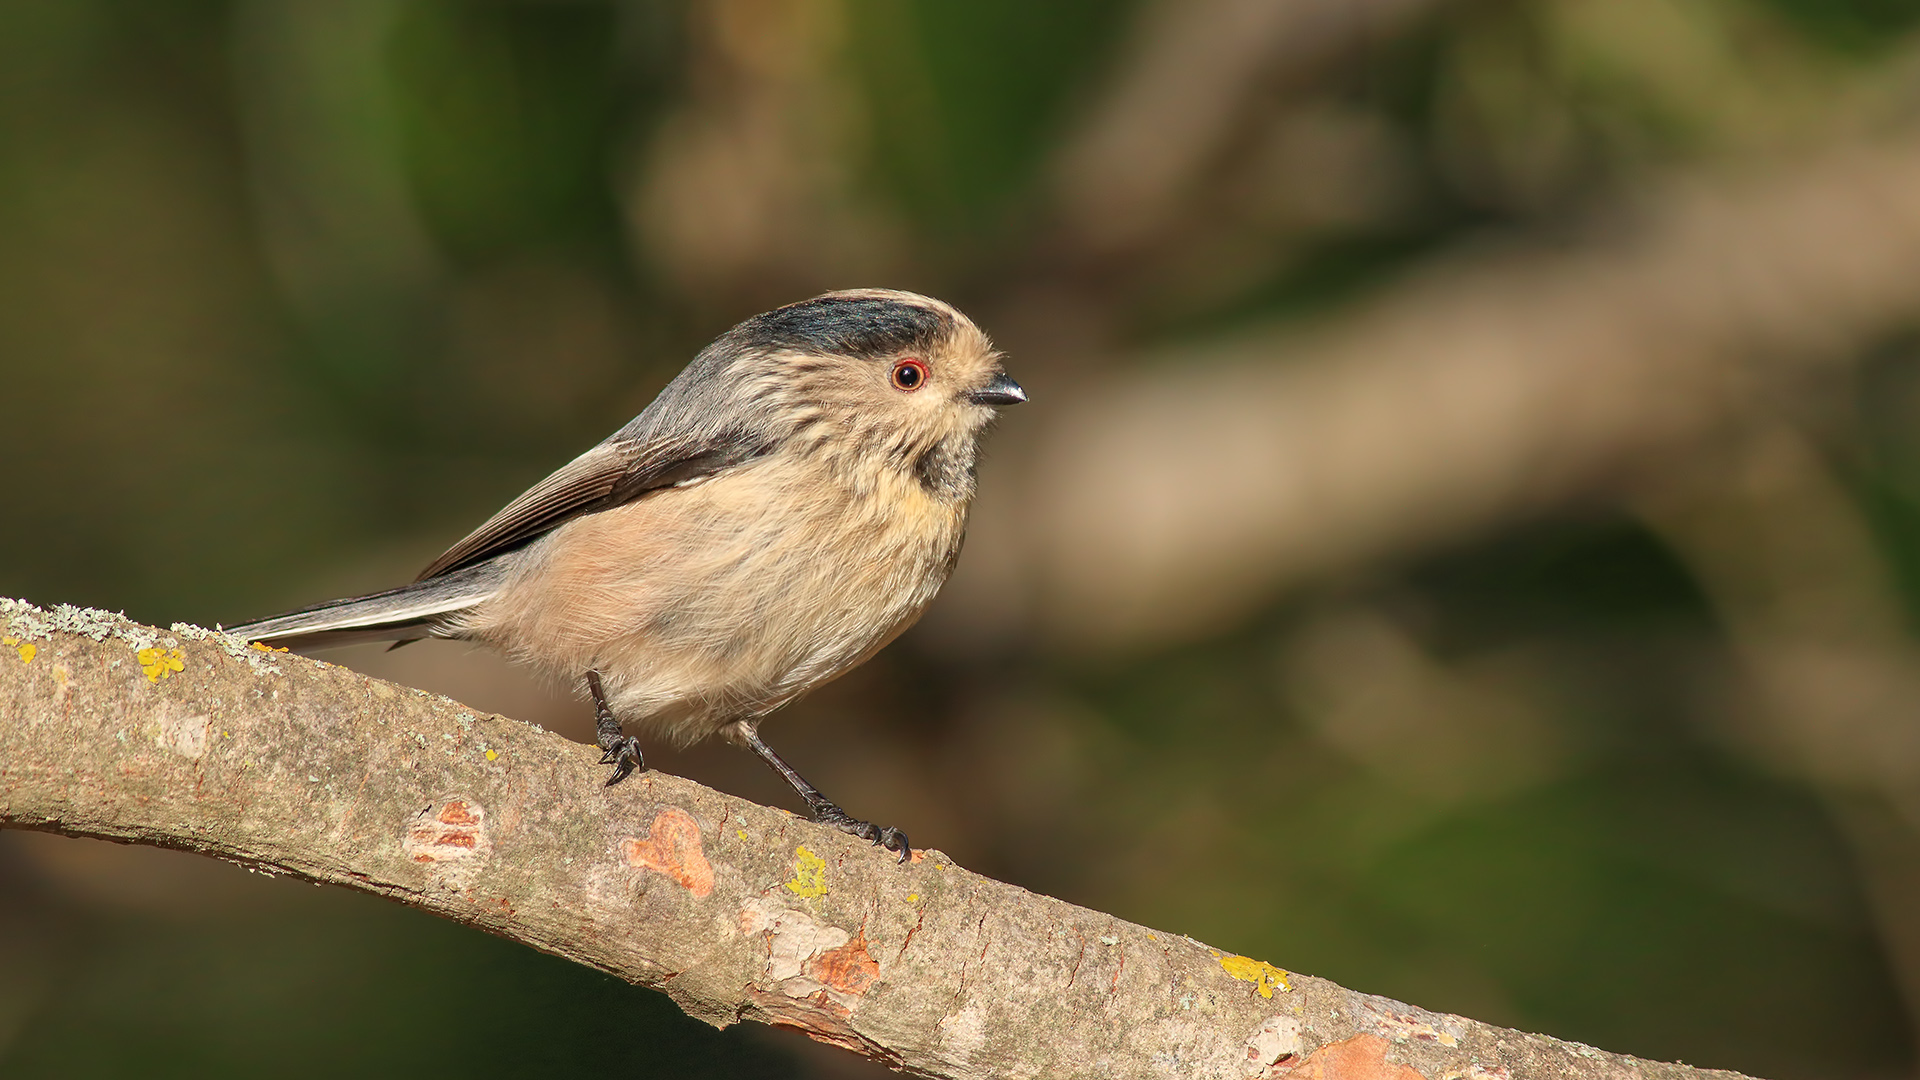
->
737;725;910;862
585;670;644;787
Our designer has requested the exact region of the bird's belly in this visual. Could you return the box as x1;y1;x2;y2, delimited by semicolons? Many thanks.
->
462;458;965;742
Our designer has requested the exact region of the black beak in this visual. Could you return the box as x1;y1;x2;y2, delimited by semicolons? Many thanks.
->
968;371;1027;407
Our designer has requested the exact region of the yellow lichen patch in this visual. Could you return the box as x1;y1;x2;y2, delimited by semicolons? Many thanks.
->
3;636;34;664
249;641;288;653
137;647;186;683
1218;954;1292;999
483;748;498;761
785;845;828;898
907;893;919;903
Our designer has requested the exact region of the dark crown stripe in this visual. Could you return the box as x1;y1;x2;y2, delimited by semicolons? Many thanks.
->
735;296;952;359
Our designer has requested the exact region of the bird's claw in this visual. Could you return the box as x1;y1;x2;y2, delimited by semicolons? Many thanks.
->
811;802;911;863
599;735;644;787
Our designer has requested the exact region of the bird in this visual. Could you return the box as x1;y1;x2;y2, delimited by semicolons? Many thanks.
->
224;289;1025;861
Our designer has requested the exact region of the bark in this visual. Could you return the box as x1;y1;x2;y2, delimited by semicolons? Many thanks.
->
0;597;1754;1080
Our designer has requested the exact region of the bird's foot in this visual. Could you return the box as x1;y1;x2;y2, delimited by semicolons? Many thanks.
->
586;669;644;787
598;734;644;787
810;800;910;863
735;725;911;863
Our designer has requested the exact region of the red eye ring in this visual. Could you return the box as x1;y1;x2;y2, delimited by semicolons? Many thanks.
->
891;358;928;392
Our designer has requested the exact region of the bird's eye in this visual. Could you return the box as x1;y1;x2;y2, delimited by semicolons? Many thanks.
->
891;358;928;392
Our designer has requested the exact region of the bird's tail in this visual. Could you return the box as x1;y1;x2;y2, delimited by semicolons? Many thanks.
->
223;562;502;651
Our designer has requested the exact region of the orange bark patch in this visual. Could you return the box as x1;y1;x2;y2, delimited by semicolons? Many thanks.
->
808;932;879;997
1281;1034;1427;1080
403;798;491;871
622;807;715;897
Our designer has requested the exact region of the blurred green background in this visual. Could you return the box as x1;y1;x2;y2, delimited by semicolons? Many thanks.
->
8;1;1920;1077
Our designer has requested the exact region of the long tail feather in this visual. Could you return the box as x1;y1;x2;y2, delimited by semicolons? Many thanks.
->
224;562;502;651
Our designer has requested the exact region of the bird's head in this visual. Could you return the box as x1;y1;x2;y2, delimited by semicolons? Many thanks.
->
714;289;1024;497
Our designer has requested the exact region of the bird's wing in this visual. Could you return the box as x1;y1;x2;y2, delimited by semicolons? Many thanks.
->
415;430;772;581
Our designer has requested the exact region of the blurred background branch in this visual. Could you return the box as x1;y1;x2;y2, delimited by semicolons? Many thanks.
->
1053;0;1458;256
8;1;1920;1077
954;135;1920;651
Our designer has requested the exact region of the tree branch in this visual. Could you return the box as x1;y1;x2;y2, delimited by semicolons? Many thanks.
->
0;598;1750;1080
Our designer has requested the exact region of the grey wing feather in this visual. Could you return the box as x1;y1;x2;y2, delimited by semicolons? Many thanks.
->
413;442;640;581
225;348;776;649
414;428;774;582
409;324;791;581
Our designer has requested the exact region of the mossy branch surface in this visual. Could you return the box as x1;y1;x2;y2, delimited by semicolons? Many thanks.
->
0;598;1753;1080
